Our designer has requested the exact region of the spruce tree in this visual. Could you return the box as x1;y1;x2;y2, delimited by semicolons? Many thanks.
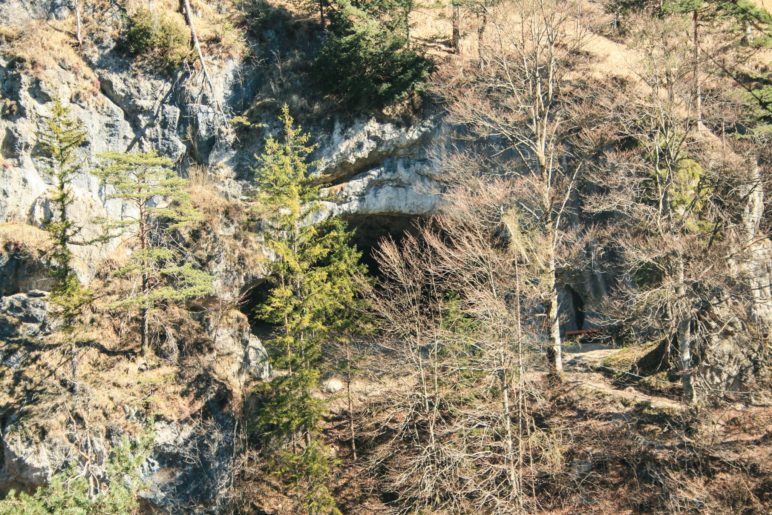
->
314;0;431;109
251;105;365;514
96;152;213;357
0;429;153;514
660;0;772;127
37;100;92;391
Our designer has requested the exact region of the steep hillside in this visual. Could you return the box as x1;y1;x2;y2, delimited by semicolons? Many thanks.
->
0;0;770;513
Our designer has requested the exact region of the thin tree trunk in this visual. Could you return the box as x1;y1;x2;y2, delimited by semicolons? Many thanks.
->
477;11;487;66
345;341;357;461
139;208;149;358
452;3;461;54
71;342;79;394
319;0;325;27
692;10;703;130
742;19;753;46
74;0;82;47
417;348;436;449
677;318;694;403
500;366;519;497
180;0;223;116
676;258;695;403
546;242;563;375
140;304;149;357
514;260;526;513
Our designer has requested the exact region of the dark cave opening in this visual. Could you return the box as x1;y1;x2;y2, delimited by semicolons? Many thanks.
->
343;213;425;277
238;214;423;334
238;278;277;339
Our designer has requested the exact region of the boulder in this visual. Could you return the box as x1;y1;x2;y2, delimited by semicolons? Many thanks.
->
321;377;344;394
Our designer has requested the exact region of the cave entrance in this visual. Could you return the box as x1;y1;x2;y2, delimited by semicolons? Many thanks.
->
238;278;278;339
559;284;587;336
238;214;422;333
343;214;425;276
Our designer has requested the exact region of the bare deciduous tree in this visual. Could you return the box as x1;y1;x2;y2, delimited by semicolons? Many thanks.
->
444;0;587;376
365;167;550;512
581;20;762;403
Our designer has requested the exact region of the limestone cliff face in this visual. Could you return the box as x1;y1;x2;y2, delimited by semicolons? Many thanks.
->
0;41;445;279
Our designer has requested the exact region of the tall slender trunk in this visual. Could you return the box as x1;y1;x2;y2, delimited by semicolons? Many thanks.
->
74;0;82;47
416;347;436;449
545;230;563;375
500;365;520;499
452;3;461;53
676;257;695;403
180;0;222;117
514;260;526;513
477;10;487;66
742;19;753;46
345;340;357;461
318;0;325;27
547;280;562;374
139;207;149;358
692;10;703;130
54;158;79;390
71;342;79;394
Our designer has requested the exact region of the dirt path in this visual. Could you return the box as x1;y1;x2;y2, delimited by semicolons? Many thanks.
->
563;344;685;412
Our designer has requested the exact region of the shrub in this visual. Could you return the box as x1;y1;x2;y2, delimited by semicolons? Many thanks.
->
120;8;190;71
0;431;153;515
313;2;432;110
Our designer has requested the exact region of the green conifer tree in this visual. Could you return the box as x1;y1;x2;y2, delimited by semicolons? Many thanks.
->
0;429;153;515
251;105;366;514
96;152;213;357
314;0;431;109
37;100;93;391
661;0;772;126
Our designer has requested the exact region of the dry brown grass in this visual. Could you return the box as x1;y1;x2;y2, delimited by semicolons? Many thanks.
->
124;0;247;61
0;20;101;102
538;379;772;513
0;222;51;253
187;165;234;217
0;0;246;97
601;341;660;370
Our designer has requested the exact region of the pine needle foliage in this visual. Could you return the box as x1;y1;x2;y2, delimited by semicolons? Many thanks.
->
96;152;213;357
37;100;92;335
314;0;432;110
251;105;365;514
0;430;153;515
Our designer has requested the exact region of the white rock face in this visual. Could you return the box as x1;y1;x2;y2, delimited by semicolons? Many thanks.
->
1;49;446;283
0;2;447;509
315;115;449;218
324;158;443;217
0;59;136;282
316;116;439;179
321;377;344;394
2;432;68;487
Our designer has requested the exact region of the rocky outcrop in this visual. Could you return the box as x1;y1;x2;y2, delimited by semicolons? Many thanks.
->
0;246;53;297
0;291;268;508
204;309;271;383
0;290;50;341
1;428;73;490
1;52;444;284
4;1;767;512
0;0;72;23
0;7;283;502
0;55;133;281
